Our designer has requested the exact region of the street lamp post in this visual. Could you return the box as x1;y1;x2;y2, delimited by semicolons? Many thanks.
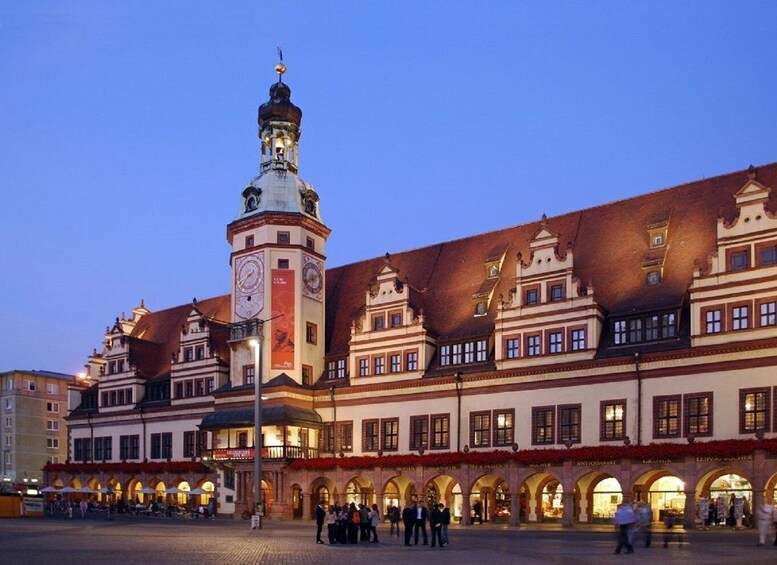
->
250;328;264;530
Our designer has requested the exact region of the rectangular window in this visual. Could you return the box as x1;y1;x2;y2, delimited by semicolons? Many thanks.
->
505;338;519;359
758;244;777;266
451;343;463;365
373;357;385;375
645;316;659;341
151;433;161;459
470;411;491;448
184;347;193;362
4;416;10;428
730;249;749;271
161;432;172;459
327;361;336;379
196;430;207;456
381;418;399;451
759;302;776;327
740;388;770;434
245;235;254;248
601;400;626;441
362;420;379;452
277;231;290;244
548;331;563;354
46;402;59;413
550;284;564;302
185;381;193;398
476;339;487;362
358;358;369;377
47;438;59;449
406;351;418;371
278;258;289;269
46;420;59;431
129;435;139;459
685;393;712;437
336;422;353;452
195;379;204;396
390;313;402;328
119;436;130;460
306;236;315;250
46;382;59;395
440;345;451;367
654;395;681;439
25;380;36;392
493;409;514;447
661;313;676;338
410;416;429;450
571;328;586;351
525;288;539;305
389;354;401;373
558;404;581;445
532;407;554;445
732;305;749;330
373;315;385;331
613;320;626;344
628;319;642;342
237;431;248;448
175;382;183;398
306;322;317;344
705;309;722;334
207;378;214;393
527;334;540;356
183;431;195;458
336;359;346;379
430;414;450;450
195;345;205;360
464;342;474;364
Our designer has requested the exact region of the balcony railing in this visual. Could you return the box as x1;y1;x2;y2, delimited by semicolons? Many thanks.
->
201;445;319;462
228;318;264;343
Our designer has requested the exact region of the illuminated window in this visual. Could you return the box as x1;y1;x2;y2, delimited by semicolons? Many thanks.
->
470;411;490;448
493;410;514;446
685;393;712;437
430;415;449;450
740;388;770;434
601;401;625;441
381;419;399;451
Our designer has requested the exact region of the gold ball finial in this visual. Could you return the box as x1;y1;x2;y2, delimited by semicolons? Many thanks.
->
275;46;286;78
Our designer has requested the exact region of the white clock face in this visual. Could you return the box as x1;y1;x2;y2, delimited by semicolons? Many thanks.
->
236;258;263;293
303;262;322;294
234;253;264;319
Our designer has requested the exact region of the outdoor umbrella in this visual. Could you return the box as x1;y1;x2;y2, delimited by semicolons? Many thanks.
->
40;486;60;493
80;486;96;494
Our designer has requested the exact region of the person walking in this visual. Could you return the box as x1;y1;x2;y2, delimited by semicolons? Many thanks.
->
314;500;326;544
613;502;636;554
368;503;380;543
755;499;773;546
402;501;416;546
472;500;483;524
636;502;653;548
429;502;443;548
440;502;451;546
414;500;428;545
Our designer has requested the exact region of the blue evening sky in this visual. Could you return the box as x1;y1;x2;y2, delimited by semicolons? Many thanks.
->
1;1;776;374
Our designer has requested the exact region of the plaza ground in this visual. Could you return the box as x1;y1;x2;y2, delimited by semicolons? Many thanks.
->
0;514;775;565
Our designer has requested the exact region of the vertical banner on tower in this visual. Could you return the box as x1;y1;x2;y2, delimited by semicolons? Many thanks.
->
271;269;295;370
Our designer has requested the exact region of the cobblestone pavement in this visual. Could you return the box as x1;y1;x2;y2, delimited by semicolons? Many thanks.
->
1;515;776;565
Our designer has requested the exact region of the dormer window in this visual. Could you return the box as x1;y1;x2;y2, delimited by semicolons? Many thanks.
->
474;302;487;316
651;233;665;247
647;270;661;286
730;249;749;271
488;264;499;278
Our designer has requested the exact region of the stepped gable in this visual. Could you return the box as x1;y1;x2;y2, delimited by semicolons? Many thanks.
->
127;295;230;378
324;163;777;356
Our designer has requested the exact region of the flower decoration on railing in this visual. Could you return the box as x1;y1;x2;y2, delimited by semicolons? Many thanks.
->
288;438;777;471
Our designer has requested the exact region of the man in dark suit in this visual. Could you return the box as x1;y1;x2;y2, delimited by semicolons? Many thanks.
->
429;503;443;548
402;501;416;546
314;500;325;544
440;502;451;545
414;500;428;545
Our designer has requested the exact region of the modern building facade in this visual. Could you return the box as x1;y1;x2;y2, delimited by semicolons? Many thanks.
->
1;370;82;489
46;65;777;527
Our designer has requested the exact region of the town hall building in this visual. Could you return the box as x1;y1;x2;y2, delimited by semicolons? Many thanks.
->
46;63;777;528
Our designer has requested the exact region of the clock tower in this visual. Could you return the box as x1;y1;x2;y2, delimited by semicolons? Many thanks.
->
227;60;330;387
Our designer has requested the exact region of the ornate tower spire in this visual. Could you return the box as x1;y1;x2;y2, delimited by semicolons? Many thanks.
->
257;49;301;174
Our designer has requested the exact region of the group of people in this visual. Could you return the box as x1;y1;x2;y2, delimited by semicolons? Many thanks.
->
613;502;683;555
315;501;381;545
314;499;451;548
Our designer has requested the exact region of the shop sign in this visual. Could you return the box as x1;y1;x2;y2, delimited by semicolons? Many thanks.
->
575;460;617;466
695;455;753;463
